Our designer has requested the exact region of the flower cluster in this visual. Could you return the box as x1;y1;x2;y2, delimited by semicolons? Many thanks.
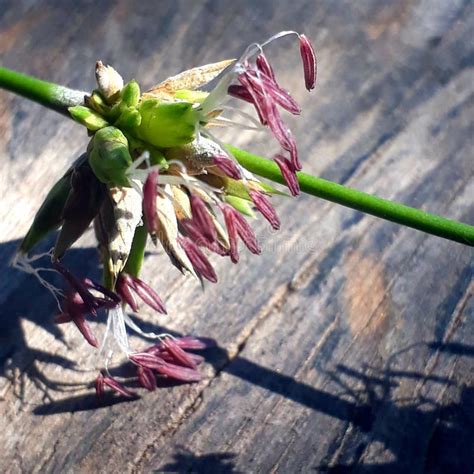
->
96;336;212;399
12;31;316;399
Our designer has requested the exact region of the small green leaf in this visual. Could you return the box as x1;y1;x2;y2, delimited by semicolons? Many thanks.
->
223;177;289;200
69;105;109;131
225;195;256;217
222;177;251;200
258;181;290;197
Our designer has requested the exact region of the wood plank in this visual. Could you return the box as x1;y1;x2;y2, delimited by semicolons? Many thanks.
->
0;1;472;473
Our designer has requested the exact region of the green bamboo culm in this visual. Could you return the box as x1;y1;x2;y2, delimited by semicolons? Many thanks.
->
228;146;474;246
0;67;85;115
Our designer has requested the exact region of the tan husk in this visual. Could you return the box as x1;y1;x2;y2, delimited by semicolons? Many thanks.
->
95;183;143;283
143;59;235;101
155;185;197;278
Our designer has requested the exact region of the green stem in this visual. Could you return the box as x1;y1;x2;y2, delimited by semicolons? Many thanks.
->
0;66;85;115
1;66;472;246
228;146;474;246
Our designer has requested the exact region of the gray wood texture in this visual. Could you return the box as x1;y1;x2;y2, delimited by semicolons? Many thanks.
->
0;1;473;473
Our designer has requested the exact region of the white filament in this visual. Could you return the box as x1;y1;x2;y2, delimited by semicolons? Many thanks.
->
221;105;266;129
127;150;150;172
261;30;298;48
10;250;64;310
110;306;130;354
207;117;262;131
99;307;114;356
123;312;174;341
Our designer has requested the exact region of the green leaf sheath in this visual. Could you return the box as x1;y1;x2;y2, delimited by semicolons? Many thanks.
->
228;146;474;246
53;160;107;260
19;169;73;254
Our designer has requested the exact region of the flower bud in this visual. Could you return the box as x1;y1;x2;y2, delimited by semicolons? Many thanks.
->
135;99;198;148
95;61;124;103
249;189;280;230
299;34;317;91
102;374;136;397
120;80;141;107
88;126;133;187
114;106;142;131
137;366;156;391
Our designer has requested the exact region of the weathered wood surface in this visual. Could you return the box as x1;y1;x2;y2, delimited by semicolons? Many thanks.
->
0;1;473;473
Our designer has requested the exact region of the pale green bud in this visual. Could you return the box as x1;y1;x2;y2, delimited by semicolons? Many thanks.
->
114;107;142;130
121;80;141;107
88;126;132;187
135;99;198;148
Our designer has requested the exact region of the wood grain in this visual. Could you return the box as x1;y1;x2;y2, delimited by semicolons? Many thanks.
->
0;1;472;473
